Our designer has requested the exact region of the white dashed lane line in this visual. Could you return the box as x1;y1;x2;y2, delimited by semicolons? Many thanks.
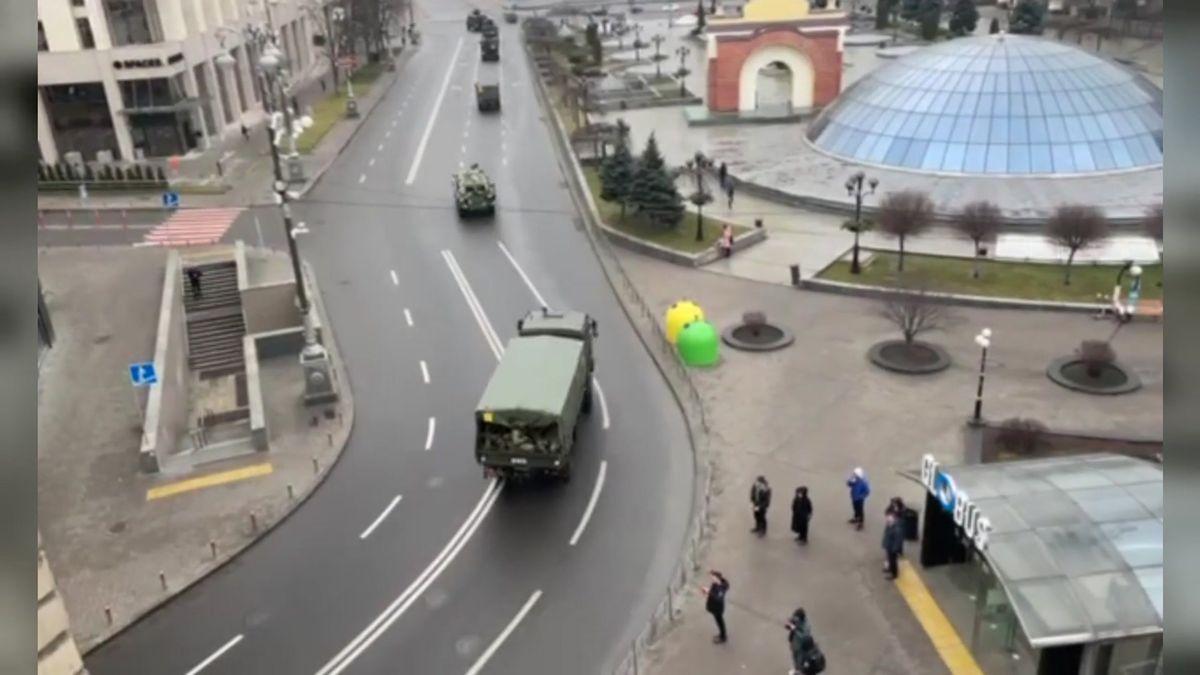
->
359;495;403;540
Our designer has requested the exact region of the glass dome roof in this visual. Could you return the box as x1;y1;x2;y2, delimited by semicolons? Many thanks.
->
807;34;1163;176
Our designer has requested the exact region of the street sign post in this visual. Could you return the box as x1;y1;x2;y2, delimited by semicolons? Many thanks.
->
162;191;180;210
129;361;158;387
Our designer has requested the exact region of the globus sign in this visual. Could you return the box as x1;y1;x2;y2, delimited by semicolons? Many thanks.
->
921;454;992;551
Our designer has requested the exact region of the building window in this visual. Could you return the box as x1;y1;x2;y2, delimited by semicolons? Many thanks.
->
38;21;48;51
76;18;96;49
104;0;162;46
72;0;85;6
41;83;121;162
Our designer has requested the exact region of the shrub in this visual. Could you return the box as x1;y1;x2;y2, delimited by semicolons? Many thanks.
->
995;418;1048;456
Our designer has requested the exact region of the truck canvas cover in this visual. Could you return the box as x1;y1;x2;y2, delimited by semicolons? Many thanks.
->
475;335;584;427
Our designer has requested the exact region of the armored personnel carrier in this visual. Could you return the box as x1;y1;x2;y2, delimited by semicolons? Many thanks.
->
452;164;496;217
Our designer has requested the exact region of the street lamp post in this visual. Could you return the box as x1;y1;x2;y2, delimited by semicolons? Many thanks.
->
675;45;691;96
844;171;878;275
652;34;665;78
972;328;992;423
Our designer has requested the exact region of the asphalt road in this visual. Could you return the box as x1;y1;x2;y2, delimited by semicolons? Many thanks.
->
85;5;693;675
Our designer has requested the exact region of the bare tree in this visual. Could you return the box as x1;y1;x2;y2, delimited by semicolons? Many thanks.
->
1045;204;1109;285
878;190;935;272
954;200;1002;280
303;0;341;88
878;283;948;346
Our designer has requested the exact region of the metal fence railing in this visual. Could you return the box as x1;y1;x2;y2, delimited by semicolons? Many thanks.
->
523;33;715;675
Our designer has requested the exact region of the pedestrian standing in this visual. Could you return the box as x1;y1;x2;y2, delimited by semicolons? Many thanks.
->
750;476;772;535
718;161;728;190
885;496;905;518
186;267;203;299
719;223;734;258
725;181;735;209
846;467;870;530
700;570;730;643
240;123;249;141
882;512;904;580
791;486;813;544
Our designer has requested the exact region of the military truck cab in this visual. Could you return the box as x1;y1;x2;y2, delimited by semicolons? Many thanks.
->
481;36;499;62
474;309;598;483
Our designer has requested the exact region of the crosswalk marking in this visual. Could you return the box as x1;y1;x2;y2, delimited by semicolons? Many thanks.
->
142;208;243;247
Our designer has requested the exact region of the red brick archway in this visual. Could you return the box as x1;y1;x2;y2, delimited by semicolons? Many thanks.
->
707;25;844;114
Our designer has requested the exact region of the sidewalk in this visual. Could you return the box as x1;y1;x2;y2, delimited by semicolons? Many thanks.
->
616;249;1163;675
37;53;405;213
36;247;355;652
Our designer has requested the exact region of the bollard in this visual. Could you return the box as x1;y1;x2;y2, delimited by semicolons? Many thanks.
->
312;457;319;474
327;433;333;447
210;540;217;559
755;218;763;229
159;571;167;590
250;512;259;532
790;264;801;287
287;483;295;499
105;606;113;625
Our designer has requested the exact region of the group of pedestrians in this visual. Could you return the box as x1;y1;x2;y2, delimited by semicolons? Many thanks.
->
698;468;910;671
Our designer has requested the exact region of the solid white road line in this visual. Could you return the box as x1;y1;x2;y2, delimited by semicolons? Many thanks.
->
404;308;413;326
463;590;544;675
420;360;430;384
569;461;608;546
496;242;548;308
359;495;402;540
390;269;399;285
442;250;504;359
593;378;610;430
406;37;465;185
185;634;244;675
315;480;503;675
425;417;436;451
359;174;366;184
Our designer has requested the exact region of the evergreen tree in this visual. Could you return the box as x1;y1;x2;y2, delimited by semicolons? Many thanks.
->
629;134;683;228
918;0;942;40
1009;0;1045;35
600;121;635;221
875;0;895;30
989;16;1000;34
948;0;978;36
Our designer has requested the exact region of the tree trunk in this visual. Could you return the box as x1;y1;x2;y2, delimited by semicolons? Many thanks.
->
971;237;981;279
898;235;906;272
695;204;704;242
1064;249;1076;285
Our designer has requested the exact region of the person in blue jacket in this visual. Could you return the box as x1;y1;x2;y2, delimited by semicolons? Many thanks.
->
846;467;870;531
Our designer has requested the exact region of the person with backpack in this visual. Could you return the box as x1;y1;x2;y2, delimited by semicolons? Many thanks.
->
699;570;731;643
786;608;825;674
750;476;772;536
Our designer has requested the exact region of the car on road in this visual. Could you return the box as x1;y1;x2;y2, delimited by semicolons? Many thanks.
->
476;82;501;112
475;308;598;483
452;164;496;217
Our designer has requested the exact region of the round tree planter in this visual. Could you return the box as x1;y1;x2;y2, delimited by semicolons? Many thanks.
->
1046;356;1142;395
721;321;795;352
868;339;951;375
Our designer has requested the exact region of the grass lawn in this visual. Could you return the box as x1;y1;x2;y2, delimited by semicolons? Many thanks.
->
819;250;1164;303
296;64;385;154
583;167;747;254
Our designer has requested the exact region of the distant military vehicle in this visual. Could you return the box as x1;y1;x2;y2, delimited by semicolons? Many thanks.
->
504;11;518;24
480;18;499;38
476;82;500;112
467;9;485;31
452;164;496;217
475;309;598;482
481;35;499;61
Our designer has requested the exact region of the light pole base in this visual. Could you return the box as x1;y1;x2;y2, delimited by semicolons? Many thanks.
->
345;97;360;118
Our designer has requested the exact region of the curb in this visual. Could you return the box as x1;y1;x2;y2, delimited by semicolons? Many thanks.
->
798;276;1113;314
78;261;357;655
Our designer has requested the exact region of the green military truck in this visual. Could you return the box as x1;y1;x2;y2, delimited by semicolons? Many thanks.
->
481;35;499;61
452;164;496;217
474;309;599;482
476;82;500;112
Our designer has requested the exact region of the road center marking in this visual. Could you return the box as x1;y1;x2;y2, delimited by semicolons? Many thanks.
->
425;417;436;451
464;590;544;675
369;157;376;167
405;37;465;185
385;130;392;138
569;461;608;546
420;360;430;384
358;174;366;184
377;143;384;152
184;634;244;675
404;308;413;326
390;269;399;285
359;495;403;540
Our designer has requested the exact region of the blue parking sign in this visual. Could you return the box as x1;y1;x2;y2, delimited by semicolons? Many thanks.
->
162;191;180;209
129;361;158;387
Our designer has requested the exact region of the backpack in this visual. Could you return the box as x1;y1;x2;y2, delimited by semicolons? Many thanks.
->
800;643;826;675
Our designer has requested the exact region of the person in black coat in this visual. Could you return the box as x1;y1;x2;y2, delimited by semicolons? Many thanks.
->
700;570;731;643
750;476;772;535
882;513;905;580
791;486;813;544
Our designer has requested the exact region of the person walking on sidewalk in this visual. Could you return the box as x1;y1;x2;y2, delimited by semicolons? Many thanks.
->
847;467;870;530
700;570;730;643
882;512;905;580
791;486;813;544
750;476;772;535
725;180;735;209
186;267;203;299
240;123;249;142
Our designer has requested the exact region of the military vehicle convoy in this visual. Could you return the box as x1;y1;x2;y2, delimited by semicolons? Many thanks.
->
476;82;500;112
481;35;499;61
474;309;599;483
452;164;496;217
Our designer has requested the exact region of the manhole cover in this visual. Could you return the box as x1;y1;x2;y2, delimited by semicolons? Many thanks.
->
93;334;112;345
109;521;127;534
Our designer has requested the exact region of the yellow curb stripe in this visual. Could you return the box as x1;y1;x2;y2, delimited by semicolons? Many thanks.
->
894;560;985;675
146;463;274;501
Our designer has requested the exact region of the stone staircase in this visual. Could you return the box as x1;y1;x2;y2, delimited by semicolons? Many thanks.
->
182;261;246;379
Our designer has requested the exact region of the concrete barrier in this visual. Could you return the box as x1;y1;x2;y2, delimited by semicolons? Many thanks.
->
243;335;268;451
139;250;189;473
